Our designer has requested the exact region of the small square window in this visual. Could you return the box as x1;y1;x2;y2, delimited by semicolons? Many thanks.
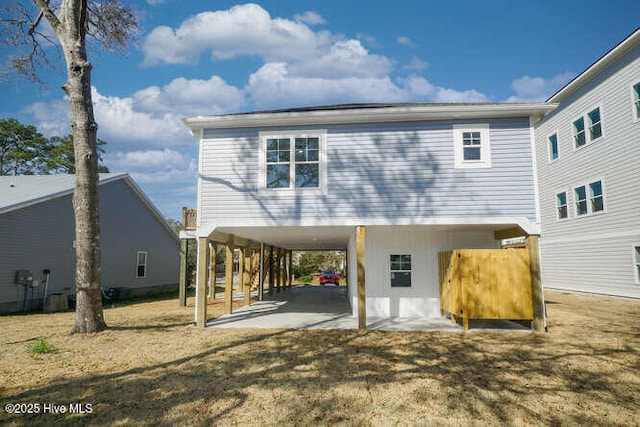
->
575;186;587;216
390;254;412;287
556;192;568;219
548;133;559;161
454;124;491;168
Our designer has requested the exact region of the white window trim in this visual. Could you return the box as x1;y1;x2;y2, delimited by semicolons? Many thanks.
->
453;124;491;169
631;82;640;123
632;244;640;285
571;178;606;218
258;130;327;195
572;105;605;151
136;251;147;279
547;130;560;163
555;189;569;221
388;252;414;289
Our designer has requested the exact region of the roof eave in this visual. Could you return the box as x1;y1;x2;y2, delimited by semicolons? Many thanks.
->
182;103;557;131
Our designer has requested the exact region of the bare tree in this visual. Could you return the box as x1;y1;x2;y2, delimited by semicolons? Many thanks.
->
1;0;137;333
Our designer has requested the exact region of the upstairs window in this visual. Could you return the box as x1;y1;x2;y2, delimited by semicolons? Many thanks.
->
573;107;604;149
556;192;568;220
453;124;491;169
572;117;586;148
260;131;326;192
390;254;412;287
548;133;559;161
633;82;640;121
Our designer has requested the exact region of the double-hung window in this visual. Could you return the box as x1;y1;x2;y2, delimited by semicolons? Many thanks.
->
453;124;491;168
573;107;603;149
633;82;640;121
136;251;147;278
261;131;326;191
634;246;640;284
574;179;605;217
548;133;559;161
390;254;412;287
556;192;568;220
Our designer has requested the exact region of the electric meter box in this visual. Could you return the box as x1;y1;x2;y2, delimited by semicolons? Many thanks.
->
15;270;33;286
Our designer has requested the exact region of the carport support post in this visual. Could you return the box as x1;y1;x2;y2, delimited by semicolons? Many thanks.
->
268;245;274;296
225;234;235;315
243;242;252;306
195;237;209;328
356;225;367;330
208;242;216;301
288;250;293;288
276;248;282;292
179;239;188;307
526;234;545;332
258;243;265;301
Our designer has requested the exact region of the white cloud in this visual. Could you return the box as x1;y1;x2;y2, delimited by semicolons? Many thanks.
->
403;57;429;72
142;3;333;66
146;0;165;5
293;11;326;26
246;64;491;109
23;99;70;137
397;36;415;47
133;75;245;116
506;72;575;102
290;40;392;79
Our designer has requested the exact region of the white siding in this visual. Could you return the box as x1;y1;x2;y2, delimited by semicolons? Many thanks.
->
535;42;640;296
199;117;538;227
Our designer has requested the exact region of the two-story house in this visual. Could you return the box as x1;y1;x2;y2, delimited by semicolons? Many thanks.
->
183;103;553;328
534;28;640;298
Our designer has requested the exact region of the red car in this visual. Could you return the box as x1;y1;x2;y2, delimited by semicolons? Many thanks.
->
319;270;339;286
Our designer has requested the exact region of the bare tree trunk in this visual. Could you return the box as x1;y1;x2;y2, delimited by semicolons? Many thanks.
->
49;0;106;333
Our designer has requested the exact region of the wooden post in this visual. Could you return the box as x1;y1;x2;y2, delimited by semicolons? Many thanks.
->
238;245;244;300
526;235;545;332
195;237;209;328
356;226;367;330
268;245;274;296
179;239;187;307
225;234;235;314
243;242;252;306
259;243;265;301
208;242;216;301
275;248;282;292
288;250;293;288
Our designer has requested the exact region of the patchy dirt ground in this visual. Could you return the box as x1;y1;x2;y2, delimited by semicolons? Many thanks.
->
1;290;639;426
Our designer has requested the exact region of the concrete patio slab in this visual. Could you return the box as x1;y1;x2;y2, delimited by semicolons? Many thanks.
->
206;285;529;332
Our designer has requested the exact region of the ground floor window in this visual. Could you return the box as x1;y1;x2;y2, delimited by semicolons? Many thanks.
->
136;251;147;278
390;254;412;287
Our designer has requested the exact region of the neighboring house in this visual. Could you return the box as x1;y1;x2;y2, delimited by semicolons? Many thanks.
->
534;28;640;298
0;173;180;314
182;102;554;327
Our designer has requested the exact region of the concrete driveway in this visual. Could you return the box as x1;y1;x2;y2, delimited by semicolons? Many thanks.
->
206;285;473;331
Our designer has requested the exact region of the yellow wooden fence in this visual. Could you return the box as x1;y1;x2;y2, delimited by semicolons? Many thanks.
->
438;249;533;330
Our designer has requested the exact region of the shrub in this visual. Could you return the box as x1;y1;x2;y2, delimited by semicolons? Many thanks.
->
28;338;55;355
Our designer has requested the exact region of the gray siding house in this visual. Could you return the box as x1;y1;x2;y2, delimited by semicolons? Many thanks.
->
534;28;640;298
183;103;554;328
0;173;180;314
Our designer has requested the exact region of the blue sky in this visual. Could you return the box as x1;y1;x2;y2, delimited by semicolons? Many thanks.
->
1;0;638;220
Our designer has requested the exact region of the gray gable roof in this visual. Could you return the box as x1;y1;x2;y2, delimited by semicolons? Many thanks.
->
0;173;127;213
0;173;179;242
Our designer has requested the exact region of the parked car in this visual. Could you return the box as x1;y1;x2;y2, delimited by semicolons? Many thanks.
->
319;270;339;286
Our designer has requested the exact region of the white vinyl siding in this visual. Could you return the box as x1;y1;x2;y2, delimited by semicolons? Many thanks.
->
534;40;640;297
200;117;536;226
